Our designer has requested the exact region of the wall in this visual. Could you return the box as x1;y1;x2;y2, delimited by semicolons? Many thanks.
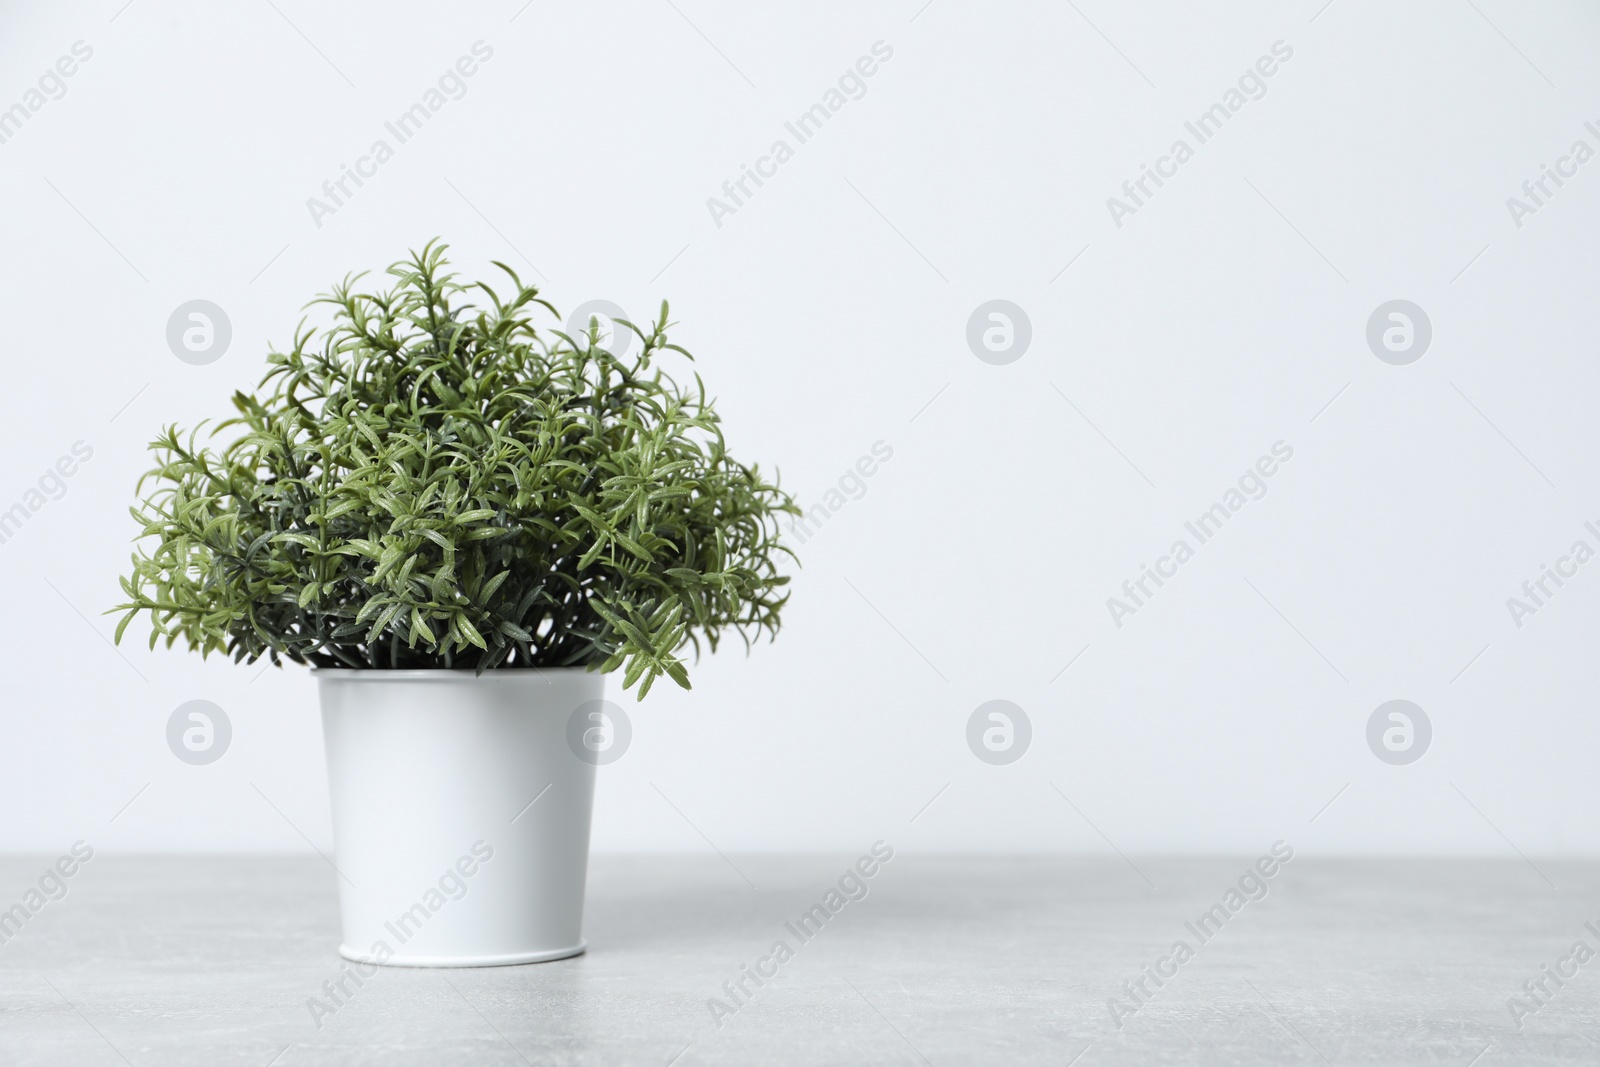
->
2;0;1598;858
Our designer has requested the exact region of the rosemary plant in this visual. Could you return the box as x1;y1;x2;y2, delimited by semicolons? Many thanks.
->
114;242;797;696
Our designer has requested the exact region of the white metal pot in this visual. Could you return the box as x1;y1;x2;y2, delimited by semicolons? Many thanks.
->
315;667;603;967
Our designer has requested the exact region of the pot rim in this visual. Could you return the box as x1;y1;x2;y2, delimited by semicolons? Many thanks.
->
311;666;600;682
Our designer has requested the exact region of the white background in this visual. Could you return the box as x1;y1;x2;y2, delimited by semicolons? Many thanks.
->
2;0;1598;858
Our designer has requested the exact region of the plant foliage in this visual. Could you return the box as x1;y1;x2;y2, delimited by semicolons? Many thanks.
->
114;241;798;696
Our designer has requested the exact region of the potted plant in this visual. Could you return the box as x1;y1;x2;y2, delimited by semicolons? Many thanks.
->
114;242;797;966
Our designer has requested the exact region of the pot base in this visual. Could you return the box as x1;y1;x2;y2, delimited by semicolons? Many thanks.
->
339;940;587;969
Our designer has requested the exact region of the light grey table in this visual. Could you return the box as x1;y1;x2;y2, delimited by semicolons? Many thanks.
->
0;854;1595;1065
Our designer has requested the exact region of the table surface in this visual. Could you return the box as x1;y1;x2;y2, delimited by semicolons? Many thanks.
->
0;854;1596;1065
